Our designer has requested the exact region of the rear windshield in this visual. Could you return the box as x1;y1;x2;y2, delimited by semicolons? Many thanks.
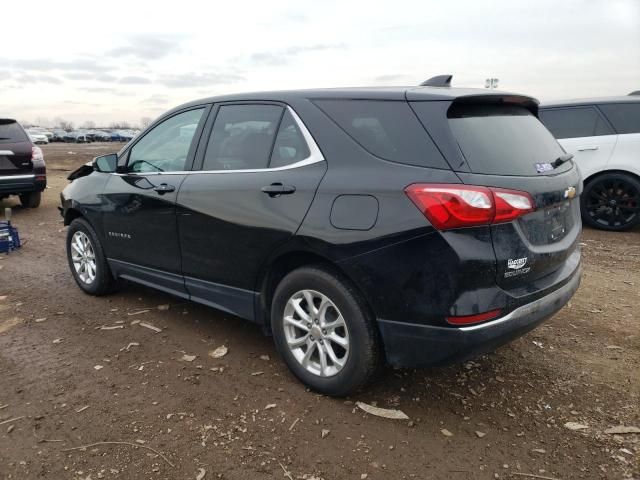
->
0;120;29;144
313;100;448;169
444;103;567;176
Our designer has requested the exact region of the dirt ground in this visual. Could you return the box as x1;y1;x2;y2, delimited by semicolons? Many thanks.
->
0;143;638;480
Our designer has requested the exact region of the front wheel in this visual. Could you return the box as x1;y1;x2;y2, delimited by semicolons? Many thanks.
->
19;191;41;208
581;173;640;231
271;266;380;396
66;218;118;295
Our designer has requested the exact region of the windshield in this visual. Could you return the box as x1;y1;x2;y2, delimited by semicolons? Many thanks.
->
446;104;568;176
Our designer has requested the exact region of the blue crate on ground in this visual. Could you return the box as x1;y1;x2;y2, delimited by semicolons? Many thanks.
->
0;221;20;253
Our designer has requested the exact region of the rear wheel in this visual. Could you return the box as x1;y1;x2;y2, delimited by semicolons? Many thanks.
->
19;191;41;208
581;173;640;231
271;266;380;396
66;218;118;295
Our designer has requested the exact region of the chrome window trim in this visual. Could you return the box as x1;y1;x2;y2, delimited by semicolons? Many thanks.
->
0;150;15;156
0;174;35;180
116;106;324;177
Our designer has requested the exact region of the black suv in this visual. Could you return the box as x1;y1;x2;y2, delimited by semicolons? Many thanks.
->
0;119;47;208
60;86;582;395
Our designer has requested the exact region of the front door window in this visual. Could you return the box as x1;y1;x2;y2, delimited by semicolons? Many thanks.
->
128;108;205;173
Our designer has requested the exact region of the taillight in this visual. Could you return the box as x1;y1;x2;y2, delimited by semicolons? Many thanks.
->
405;183;534;230
32;146;45;167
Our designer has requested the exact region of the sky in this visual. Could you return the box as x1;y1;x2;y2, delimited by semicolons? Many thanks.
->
1;0;638;128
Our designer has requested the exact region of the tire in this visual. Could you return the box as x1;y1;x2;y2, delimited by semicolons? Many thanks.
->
19;191;41;208
271;265;380;396
66;218;118;295
581;173;640;231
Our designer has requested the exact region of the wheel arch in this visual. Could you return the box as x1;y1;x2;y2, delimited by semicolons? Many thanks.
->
583;168;640;187
63;207;84;226
256;249;377;336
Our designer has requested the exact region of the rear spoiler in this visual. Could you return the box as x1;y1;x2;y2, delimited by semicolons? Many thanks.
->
448;94;540;115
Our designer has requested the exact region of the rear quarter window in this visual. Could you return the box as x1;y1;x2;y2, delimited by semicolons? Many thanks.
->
538;107;613;139
598;103;640;134
0;120;29;144
313;99;448;169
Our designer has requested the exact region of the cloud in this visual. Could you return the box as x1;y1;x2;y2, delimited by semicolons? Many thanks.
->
140;94;170;105
64;72;96;80
119;76;153;85
373;73;415;84
107;34;186;60
16;74;62;84
158;72;244;88
0;71;10;81
80;86;134;96
6;57;111;73
95;73;118;83
246;43;345;66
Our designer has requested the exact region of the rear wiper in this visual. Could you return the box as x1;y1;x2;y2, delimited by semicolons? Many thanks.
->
553;153;573;168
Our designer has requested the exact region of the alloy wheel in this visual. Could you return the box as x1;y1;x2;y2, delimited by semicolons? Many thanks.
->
283;289;350;378
586;178;639;229
70;231;97;284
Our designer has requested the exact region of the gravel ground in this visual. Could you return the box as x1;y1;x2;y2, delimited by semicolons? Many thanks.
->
0;143;638;480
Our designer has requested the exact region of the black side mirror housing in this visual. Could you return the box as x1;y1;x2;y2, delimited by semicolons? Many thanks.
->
93;154;118;173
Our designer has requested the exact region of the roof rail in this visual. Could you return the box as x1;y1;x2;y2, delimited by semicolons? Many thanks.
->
419;75;452;87
629;90;640;96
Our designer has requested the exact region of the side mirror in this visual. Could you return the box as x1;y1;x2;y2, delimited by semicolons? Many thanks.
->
93;154;118;173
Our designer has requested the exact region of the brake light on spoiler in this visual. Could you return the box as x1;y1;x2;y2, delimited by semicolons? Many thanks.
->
405;184;535;230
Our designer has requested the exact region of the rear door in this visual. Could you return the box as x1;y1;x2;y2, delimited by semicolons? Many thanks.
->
598;103;640;175
177;103;326;319
538;106;617;179
411;99;582;291
0;120;33;176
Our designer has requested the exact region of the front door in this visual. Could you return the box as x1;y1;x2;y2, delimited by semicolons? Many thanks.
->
102;107;207;294
177;104;326;319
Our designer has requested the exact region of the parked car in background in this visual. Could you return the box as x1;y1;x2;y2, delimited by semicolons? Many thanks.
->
27;130;49;144
52;129;67;142
97;131;113;142
0;118;46;207
63;131;90;143
60;85;582;395
539;95;640;231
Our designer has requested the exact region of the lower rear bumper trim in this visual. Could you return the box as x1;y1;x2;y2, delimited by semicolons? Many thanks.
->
377;262;582;368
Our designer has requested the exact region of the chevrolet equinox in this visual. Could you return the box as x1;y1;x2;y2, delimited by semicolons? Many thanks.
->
60;84;583;395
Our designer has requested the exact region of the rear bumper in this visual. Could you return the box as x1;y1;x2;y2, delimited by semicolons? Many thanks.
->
0;174;46;195
378;262;582;368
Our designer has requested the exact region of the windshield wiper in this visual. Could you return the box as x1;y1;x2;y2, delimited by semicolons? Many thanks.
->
553;153;573;168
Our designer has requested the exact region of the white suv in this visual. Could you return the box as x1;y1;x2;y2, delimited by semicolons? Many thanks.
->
539;95;640;231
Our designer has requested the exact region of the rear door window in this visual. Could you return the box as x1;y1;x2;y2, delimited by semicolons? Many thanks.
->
598;103;640;134
203;104;283;171
538;107;613;139
0;120;29;144
313;100;448;169
439;103;566;176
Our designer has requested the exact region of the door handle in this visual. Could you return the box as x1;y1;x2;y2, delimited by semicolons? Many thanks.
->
153;183;176;195
261;183;296;197
577;146;599;151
